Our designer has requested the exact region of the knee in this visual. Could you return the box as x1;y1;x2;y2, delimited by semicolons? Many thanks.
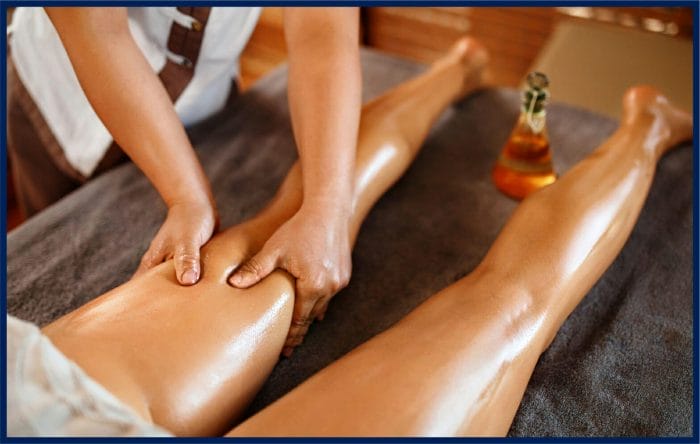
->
467;262;545;323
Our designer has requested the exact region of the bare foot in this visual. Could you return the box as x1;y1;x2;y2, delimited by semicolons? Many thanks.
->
435;36;490;99
622;85;693;155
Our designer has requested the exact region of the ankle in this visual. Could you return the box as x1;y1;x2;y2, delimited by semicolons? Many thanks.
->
620;86;692;159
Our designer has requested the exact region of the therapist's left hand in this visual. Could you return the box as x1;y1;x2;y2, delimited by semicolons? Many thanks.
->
228;203;352;356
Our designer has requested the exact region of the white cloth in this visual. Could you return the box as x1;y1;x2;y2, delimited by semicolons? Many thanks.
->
6;315;172;436
8;7;261;177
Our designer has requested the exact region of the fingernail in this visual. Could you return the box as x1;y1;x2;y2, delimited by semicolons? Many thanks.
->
282;347;294;357
181;269;198;285
229;274;242;287
230;272;253;288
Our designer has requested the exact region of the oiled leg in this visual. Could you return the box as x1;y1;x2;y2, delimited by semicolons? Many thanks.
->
228;87;692;436
42;38;489;436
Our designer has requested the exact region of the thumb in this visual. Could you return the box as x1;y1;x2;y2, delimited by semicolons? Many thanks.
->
229;246;278;288
174;241;201;286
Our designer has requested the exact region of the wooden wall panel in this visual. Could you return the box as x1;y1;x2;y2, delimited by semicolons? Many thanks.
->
238;6;692;89
364;7;558;86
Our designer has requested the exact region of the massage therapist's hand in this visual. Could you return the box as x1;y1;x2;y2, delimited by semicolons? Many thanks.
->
46;8;219;286
229;203;352;356
228;7;361;356
134;200;218;285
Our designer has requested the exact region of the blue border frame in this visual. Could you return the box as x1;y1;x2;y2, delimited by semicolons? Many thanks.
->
1;1;697;442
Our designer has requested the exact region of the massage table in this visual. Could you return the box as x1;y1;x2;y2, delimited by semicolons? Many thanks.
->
6;49;693;437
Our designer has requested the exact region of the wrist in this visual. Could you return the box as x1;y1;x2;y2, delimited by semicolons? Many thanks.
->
165;180;216;210
303;180;353;206
167;194;217;218
300;195;352;222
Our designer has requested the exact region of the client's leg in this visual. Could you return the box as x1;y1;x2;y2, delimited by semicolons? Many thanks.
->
41;38;488;436
228;87;692;436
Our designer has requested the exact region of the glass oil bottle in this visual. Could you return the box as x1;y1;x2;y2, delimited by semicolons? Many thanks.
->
492;72;557;200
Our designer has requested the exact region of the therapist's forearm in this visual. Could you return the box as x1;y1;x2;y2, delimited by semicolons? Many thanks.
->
45;7;213;208
284;8;361;213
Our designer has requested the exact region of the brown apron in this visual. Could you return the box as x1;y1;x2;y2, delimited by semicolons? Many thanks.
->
7;7;239;218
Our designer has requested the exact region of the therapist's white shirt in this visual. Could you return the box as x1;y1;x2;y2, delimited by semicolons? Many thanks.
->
9;7;261;178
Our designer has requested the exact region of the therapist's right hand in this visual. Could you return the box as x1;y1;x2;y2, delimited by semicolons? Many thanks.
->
44;8;219;286
134;200;218;285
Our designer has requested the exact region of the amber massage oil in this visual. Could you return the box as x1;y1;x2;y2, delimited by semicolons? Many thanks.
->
492;72;557;200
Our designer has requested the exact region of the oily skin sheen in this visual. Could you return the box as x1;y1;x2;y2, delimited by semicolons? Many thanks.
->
43;37;486;436
228;86;692;436
42;36;692;436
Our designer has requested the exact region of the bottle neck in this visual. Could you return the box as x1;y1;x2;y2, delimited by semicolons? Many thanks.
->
517;107;547;135
520;84;549;134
